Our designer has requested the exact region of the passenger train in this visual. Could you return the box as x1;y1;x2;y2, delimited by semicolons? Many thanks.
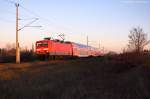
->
36;38;101;58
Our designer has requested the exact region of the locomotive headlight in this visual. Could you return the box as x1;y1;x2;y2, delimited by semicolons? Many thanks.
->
36;49;41;51
43;48;48;50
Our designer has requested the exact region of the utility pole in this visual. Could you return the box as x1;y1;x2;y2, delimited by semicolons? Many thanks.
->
32;43;34;53
87;36;88;47
14;1;41;64
99;41;100;50
102;47;104;54
15;3;20;64
87;36;89;55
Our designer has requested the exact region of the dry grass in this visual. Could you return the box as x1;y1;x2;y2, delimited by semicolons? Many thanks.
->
0;56;150;99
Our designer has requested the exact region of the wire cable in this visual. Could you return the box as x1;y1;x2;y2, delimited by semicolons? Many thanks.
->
1;0;16;5
19;5;72;32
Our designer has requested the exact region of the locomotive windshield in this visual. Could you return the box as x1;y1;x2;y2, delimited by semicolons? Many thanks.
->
37;42;48;47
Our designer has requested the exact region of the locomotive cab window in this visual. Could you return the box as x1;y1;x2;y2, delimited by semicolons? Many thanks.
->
37;42;48;47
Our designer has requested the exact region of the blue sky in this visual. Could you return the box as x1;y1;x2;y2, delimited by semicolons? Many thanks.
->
0;0;150;52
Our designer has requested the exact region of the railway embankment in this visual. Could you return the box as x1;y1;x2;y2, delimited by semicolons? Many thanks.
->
0;56;150;99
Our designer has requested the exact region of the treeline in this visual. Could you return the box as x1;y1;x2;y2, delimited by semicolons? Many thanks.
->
0;44;36;63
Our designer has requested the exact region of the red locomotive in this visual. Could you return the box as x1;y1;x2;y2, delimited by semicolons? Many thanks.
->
36;38;101;57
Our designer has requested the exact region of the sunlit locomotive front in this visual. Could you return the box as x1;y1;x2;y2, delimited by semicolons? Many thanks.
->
36;40;49;54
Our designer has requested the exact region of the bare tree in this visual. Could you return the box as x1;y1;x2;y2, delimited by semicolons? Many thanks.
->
128;27;150;53
5;43;16;56
5;43;15;51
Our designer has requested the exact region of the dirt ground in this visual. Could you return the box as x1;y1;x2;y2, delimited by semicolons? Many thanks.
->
0;57;150;99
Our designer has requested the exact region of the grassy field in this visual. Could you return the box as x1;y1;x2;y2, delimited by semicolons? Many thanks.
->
0;56;150;99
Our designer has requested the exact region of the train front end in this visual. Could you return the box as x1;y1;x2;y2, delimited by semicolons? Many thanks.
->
36;40;49;55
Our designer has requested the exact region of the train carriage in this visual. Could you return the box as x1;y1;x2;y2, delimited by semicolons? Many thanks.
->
72;43;89;57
